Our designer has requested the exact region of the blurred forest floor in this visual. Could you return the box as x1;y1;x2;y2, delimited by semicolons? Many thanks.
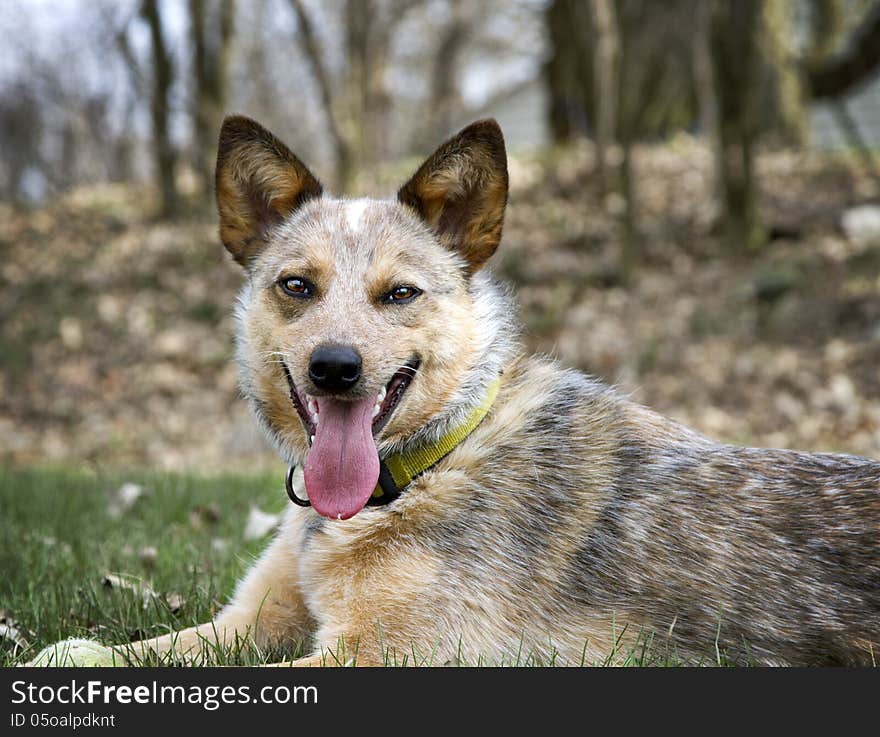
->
3;137;880;471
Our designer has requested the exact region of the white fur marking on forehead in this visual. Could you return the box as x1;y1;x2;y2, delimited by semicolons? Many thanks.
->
345;199;371;232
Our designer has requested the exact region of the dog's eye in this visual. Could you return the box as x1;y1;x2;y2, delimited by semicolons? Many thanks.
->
279;277;313;298
383;285;421;304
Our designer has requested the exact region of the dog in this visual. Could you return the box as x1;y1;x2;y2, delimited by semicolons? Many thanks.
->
121;115;878;666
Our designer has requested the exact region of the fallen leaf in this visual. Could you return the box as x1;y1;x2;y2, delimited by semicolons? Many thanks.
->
0;624;27;649
164;592;185;614
101;573;159;608
32;534;72;555
841;204;880;246
107;483;145;518
138;546;158;569
0;623;28;652
189;503;221;530
243;505;280;540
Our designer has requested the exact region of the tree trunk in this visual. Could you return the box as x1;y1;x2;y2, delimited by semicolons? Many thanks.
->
617;7;639;284
589;0;618;196
763;0;808;145
543;0;593;142
190;0;235;205
805;0;844;64
345;0;371;171
141;0;179;219
428;0;467;144
345;0;406;178
619;139;638;283
692;0;722;205
289;0;353;192
710;0;765;253
190;0;208;195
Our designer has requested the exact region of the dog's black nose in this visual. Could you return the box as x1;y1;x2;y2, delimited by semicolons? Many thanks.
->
308;344;362;393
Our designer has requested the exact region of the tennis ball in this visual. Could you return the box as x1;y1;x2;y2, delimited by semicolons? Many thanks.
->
27;638;128;667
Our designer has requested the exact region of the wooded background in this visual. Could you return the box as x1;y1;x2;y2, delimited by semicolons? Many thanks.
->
2;0;880;470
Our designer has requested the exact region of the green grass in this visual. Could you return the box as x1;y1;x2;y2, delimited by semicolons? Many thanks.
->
1;465;741;667
0;464;289;666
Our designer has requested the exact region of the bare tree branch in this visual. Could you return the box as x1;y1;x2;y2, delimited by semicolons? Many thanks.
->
114;14;146;95
288;0;352;190
805;2;880;99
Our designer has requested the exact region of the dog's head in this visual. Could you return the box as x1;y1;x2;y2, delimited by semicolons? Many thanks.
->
216;116;509;519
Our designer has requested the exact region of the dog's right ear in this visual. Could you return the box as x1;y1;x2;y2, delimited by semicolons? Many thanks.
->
215;115;323;268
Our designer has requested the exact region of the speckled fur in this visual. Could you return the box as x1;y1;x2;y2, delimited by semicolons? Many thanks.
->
130;117;880;667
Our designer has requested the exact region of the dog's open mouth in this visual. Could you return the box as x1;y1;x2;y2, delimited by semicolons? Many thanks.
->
284;359;419;520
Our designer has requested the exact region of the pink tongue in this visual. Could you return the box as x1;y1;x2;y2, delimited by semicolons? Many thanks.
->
303;396;379;520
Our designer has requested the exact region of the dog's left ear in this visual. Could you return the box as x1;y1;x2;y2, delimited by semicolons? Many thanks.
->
398;119;508;275
215;115;323;268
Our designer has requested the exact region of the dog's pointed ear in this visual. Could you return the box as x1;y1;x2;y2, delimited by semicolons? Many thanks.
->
215;115;323;268
397;119;508;275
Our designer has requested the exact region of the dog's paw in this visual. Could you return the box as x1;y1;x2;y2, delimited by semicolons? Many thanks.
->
25;638;128;667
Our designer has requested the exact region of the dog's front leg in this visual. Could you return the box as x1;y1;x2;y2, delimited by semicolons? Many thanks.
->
120;524;316;665
259;618;400;667
263;655;336;667
118;622;235;665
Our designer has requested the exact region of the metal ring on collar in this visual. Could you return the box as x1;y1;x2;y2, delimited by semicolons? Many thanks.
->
285;464;311;507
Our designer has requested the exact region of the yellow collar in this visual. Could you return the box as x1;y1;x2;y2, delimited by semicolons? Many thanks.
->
372;375;502;502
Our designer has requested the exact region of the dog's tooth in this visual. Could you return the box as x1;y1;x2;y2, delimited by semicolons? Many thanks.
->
310;434;315;444
307;397;319;415
313;414;319;426
372;404;381;418
377;386;387;403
